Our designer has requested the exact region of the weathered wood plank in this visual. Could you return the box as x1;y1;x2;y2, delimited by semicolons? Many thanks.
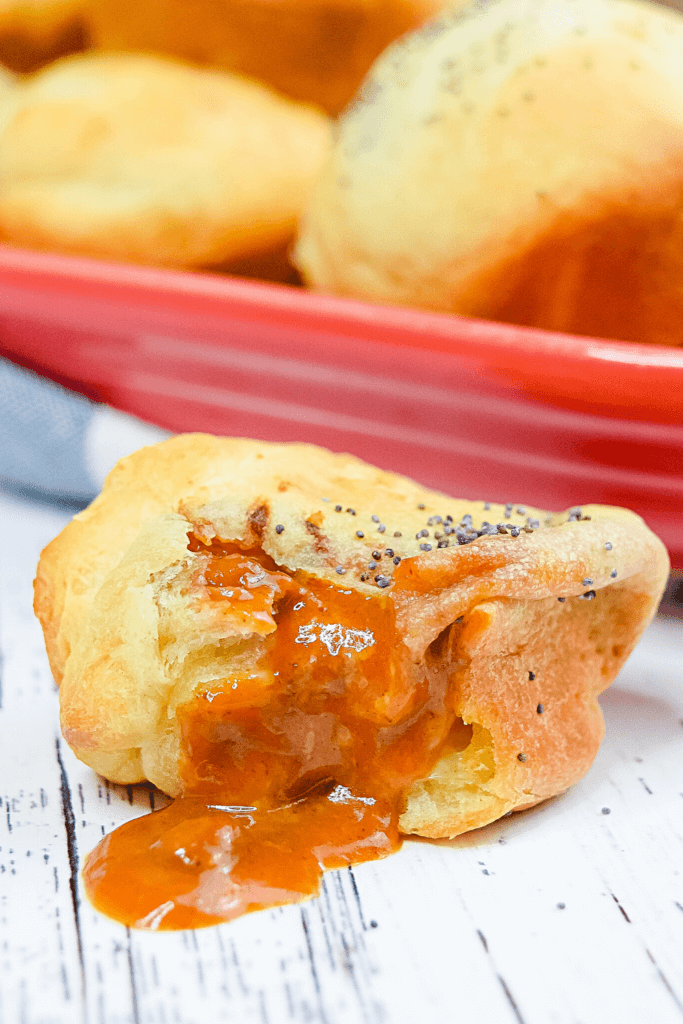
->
0;498;86;1024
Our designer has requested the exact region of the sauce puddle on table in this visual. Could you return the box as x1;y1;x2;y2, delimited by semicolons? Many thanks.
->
83;539;459;930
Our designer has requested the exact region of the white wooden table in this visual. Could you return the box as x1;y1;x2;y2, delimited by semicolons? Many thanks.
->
1;488;682;1024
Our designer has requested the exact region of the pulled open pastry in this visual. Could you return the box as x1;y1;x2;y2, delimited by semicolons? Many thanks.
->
35;434;669;929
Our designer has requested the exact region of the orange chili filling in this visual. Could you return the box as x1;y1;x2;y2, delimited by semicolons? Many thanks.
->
83;537;459;930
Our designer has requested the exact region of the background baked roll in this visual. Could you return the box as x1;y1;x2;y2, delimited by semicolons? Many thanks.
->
295;0;683;347
0;52;330;273
35;434;669;839
84;0;449;116
0;0;86;74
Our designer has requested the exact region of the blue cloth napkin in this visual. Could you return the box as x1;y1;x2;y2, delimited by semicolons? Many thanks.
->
0;358;169;506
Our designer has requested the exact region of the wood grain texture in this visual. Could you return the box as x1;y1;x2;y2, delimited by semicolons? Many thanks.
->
1;490;682;1024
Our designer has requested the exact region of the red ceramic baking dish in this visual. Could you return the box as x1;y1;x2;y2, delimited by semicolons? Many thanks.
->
0;244;681;568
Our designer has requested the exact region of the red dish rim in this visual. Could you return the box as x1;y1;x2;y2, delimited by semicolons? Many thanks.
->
0;244;681;422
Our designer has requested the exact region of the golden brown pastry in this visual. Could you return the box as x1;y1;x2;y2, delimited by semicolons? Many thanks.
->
0;52;330;270
0;0;86;74
0;58;14;90
34;435;668;929
85;0;449;116
295;0;683;347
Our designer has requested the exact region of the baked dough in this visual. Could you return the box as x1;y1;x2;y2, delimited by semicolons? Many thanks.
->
0;0;86;74
0;58;14;90
35;434;669;838
85;0;449;116
0;52;330;270
295;0;683;347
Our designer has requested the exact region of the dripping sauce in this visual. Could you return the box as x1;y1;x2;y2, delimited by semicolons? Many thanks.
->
83;537;458;930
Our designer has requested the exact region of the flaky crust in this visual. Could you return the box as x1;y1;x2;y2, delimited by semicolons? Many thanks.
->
295;0;683;347
34;434;669;838
0;52;330;268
